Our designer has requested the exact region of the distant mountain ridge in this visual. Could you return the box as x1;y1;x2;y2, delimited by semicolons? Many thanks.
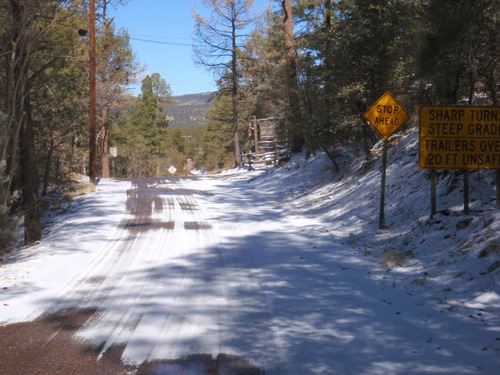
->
165;92;216;129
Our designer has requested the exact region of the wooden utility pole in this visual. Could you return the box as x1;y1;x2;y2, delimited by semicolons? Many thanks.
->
89;0;97;184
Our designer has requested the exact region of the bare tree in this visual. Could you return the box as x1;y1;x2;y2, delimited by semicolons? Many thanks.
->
192;0;257;166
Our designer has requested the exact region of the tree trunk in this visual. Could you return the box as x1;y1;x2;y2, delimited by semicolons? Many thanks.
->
322;145;340;173
323;0;334;115
70;133;80;175
1;0;30;202
19;94;41;244
42;130;56;197
485;71;498;105
2;1;28;194
282;0;305;154
231;2;241;166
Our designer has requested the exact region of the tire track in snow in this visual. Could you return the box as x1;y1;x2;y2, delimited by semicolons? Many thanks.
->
212;218;285;374
143;179;226;362
31;178;176;355
176;177;286;374
75;178;184;357
3;177;280;374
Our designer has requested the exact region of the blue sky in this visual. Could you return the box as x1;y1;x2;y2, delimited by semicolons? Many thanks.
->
109;0;272;97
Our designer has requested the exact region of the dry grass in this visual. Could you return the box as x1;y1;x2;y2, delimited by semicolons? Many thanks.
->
381;251;407;267
62;181;96;200
68;173;85;181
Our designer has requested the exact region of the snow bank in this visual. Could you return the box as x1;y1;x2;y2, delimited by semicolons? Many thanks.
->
0;178;131;324
246;127;500;323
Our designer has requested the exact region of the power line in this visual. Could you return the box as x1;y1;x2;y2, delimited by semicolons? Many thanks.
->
128;37;192;47
127;33;191;41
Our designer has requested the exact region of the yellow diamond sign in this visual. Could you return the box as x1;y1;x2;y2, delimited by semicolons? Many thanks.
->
363;92;410;140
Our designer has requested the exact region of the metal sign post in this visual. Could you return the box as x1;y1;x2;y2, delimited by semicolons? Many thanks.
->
430;170;437;215
497;171;500;208
379;140;388;228
364;92;410;229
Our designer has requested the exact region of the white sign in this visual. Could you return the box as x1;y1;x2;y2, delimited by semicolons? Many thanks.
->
168;165;177;175
109;147;117;157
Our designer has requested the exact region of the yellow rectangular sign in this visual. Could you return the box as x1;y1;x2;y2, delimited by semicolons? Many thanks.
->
419;106;500;169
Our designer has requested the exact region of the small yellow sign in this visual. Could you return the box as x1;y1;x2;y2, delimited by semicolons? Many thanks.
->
419;105;500;169
364;92;410;140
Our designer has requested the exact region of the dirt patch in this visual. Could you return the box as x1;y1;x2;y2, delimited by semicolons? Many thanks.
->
0;310;265;375
185;189;215;196
85;275;107;284
0;308;134;375
184;221;213;230
136;353;264;375
120;218;175;232
179;201;199;211
478;240;500;258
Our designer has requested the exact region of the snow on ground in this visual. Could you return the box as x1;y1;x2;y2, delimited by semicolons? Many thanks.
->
0;127;499;374
0;179;132;324
227;127;500;373
250;128;500;308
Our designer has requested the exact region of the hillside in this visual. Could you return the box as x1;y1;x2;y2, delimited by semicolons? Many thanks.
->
165;91;216;129
244;127;500;318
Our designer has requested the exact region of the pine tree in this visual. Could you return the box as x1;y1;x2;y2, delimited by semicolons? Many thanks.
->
417;0;499;104
0;0;86;244
115;74;177;176
96;23;136;177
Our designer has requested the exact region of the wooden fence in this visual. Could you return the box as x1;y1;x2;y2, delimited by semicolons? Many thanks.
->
243;117;288;169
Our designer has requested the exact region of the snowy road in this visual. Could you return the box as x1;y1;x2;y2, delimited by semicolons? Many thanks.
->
1;173;499;374
71;177;284;372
